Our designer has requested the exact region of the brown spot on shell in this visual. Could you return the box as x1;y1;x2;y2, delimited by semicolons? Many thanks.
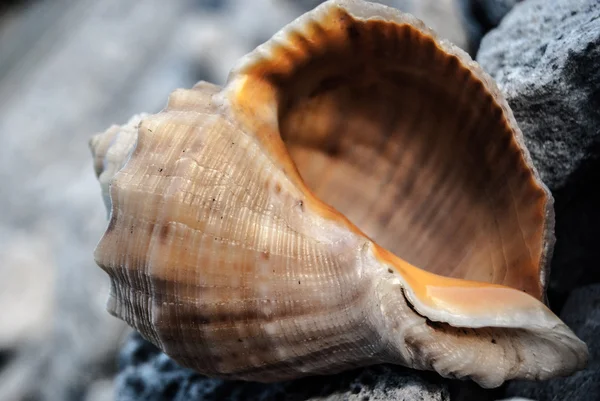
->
346;22;360;43
159;224;172;242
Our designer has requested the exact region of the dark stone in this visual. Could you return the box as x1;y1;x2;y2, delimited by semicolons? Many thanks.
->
457;0;519;53
471;0;519;28
477;0;600;304
115;332;451;401
506;284;600;400
193;0;227;11
0;0;34;15
0;348;14;371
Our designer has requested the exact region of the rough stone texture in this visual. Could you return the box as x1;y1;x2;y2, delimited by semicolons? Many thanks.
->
477;0;600;191
506;284;600;401
477;0;600;301
116;333;450;401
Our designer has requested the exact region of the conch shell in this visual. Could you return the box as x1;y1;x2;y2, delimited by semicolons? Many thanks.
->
90;0;587;388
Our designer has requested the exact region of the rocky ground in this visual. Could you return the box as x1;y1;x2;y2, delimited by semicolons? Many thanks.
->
478;0;600;396
0;0;597;400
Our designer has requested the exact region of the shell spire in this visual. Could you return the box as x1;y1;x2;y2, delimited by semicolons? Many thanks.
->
91;0;587;389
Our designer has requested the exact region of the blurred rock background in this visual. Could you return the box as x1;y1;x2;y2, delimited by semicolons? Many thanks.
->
2;0;597;401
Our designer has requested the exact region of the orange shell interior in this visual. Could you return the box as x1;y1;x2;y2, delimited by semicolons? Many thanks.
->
227;7;551;301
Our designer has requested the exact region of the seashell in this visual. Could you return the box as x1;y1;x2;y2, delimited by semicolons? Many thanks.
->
90;113;148;213
90;0;588;389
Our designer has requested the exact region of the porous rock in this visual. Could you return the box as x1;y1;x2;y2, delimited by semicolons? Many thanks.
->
115;332;450;401
477;0;600;300
506;284;600;400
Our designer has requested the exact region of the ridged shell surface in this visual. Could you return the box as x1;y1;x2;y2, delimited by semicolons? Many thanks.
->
91;0;587;388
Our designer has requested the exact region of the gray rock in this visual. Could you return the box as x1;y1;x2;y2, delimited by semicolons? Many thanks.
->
506;284;600;400
477;0;600;300
116;332;450;401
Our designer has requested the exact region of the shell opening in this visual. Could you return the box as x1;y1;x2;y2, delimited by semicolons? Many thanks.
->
231;8;550;299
